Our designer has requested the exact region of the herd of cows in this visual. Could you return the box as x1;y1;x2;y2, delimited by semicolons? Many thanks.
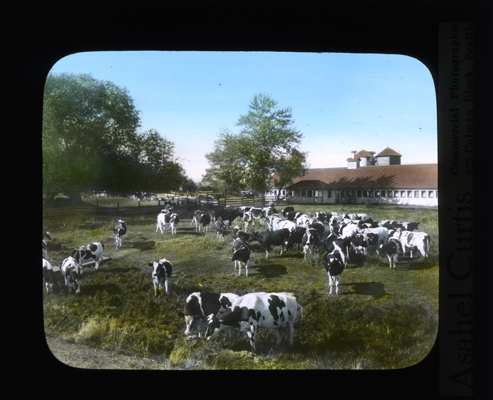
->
42;203;432;352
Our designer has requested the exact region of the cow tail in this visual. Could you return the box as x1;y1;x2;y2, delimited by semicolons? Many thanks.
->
297;303;304;321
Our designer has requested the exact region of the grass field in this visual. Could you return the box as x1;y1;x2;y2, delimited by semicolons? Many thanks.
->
42;200;438;370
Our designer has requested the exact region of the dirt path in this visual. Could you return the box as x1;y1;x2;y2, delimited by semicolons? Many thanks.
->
45;335;172;370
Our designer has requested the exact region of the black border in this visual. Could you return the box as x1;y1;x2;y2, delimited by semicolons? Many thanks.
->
7;1;491;397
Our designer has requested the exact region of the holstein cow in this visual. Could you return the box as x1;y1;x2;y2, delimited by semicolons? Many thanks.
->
114;219;127;248
156;209;171;234
169;213;179;234
376;238;403;269
42;258;60;293
148;258;173;295
178;292;239;338
191;210;212;233
72;242;105;272
212;217;228;240
207;292;298;353
232;238;251;276
249;228;290;259
320;239;349;294
301;228;320;259
286;226;306;252
42;231;52;260
60;256;81;293
392;229;430;258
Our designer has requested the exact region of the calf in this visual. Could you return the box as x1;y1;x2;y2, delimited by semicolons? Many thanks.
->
114;219;127;248
232;238;251;276
249;228;290;259
178;292;239;338
72;242;105;271
212;218;227;240
207;292;298;353
376;238;402;269
148;258;173;295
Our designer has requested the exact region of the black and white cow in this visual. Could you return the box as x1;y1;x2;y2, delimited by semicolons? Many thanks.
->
281;206;295;216
60;256;81;293
178;292;239;338
322;234;350;294
249;228;290;259
191;210;212;233
72;242;105;272
286;226;306;251
42;258;60;293
301;228;320;259
169;213;179;234
148;258;173;295
232;238;251;276
207;292;298;353
212;217;228;240
42;231;52;260
114;219;127;248
392;229;431;258
376;238;402;269
156;209;171;234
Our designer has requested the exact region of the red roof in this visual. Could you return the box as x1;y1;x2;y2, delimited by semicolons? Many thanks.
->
286;164;437;190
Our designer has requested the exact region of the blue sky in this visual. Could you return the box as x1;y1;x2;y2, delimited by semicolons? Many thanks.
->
47;51;437;183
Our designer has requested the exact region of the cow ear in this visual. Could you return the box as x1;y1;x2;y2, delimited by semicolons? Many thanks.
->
148;263;154;267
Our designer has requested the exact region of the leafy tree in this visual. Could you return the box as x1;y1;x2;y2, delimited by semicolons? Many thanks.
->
43;72;141;199
43;73;187;199
204;94;308;194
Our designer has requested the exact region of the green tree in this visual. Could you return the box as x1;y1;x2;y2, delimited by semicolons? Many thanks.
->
43;72;141;199
204;94;308;194
43;73;188;199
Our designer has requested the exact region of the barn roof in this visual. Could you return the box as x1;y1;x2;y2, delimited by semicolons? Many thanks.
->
355;150;374;158
285;164;437;190
376;147;402;157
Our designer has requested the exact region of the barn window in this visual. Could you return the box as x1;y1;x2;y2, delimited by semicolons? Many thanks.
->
375;190;380;197
414;190;419;198
381;190;386;198
429;191;434;198
282;190;286;195
401;191;406;197
363;190;367;198
408;191;412;198
369;190;374;197
357;190;362;197
422;191;427;198
328;190;331;198
394;191;399;198
307;190;312;197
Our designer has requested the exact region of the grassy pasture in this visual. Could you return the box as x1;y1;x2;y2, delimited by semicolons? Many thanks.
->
42;201;438;370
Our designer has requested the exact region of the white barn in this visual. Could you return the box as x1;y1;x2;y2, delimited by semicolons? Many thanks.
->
267;147;438;207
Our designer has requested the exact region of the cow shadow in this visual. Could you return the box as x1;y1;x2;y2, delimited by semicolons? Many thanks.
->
249;263;287;278
406;258;438;271
340;281;387;298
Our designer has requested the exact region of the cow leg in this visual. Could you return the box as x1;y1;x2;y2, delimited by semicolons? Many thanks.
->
287;321;294;346
245;261;249;276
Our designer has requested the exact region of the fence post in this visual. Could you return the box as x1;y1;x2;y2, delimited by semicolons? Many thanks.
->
117;202;119;213
138;201;140;214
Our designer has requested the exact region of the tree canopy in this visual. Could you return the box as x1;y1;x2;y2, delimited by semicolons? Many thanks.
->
204;94;308;194
43;73;188;198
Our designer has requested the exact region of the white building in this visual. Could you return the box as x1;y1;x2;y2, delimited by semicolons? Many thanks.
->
267;147;438;207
